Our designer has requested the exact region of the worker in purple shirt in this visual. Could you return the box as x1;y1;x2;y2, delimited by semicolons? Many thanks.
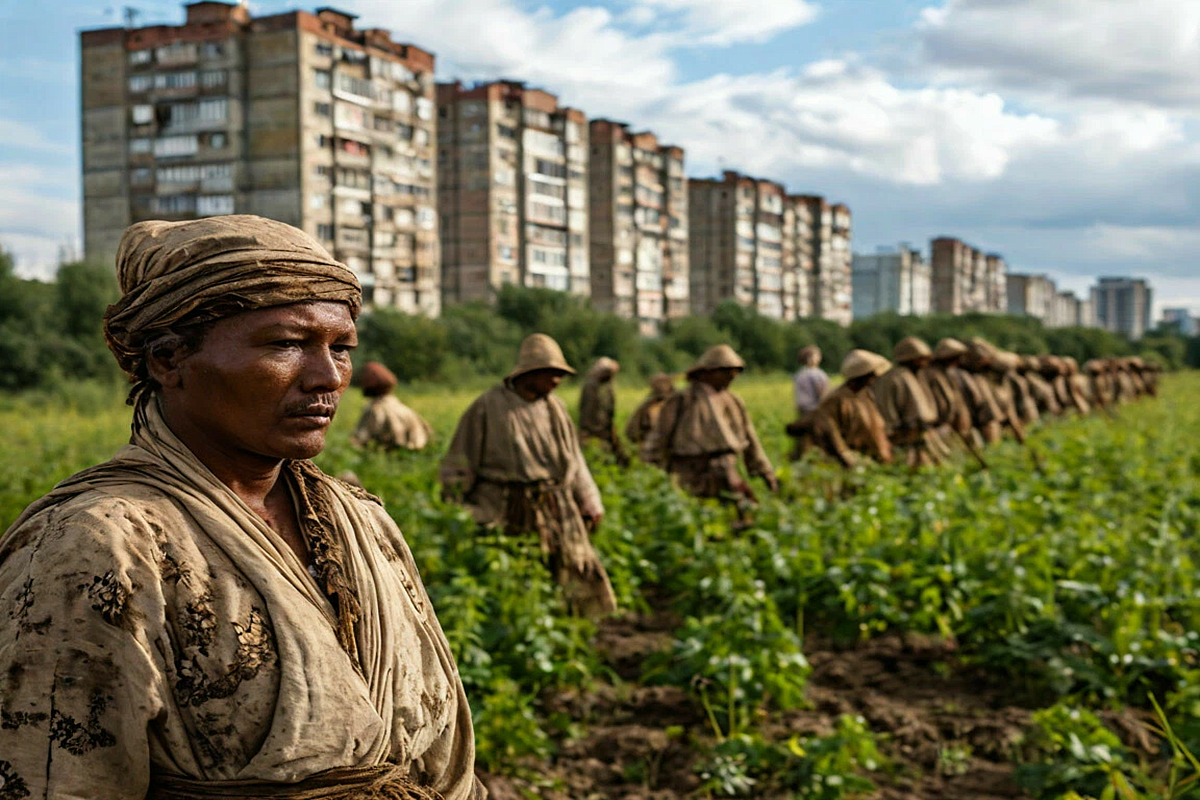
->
788;345;831;460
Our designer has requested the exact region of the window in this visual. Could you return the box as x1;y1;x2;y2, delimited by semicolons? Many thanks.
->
415;98;433;120
497;124;517;139
416;207;435;229
200;70;226;89
314;164;331;178
156;42;198;65
156;163;231;183
130;138;152;154
533;158;567;179
395;123;413;141
154;135;199;157
201;42;224;59
461;101;485;118
128;75;152;93
529;201;566;224
392;91;411;114
315;41;334;58
314;101;331;117
314;69;331;90
208;132;227;149
129;49;152;66
131;104;154;125
317;223;334;241
529;179;565;201
310;195;326;209
335;73;374;101
524;129;564;156
131;167;153;185
316;134;332;148
498;246;514;262
414;128;429;147
197;195;234;216
153;194;196;214
154;71;197;90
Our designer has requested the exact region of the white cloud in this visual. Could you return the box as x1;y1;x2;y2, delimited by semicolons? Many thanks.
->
633;0;819;45
917;0;1200;109
0;163;79;280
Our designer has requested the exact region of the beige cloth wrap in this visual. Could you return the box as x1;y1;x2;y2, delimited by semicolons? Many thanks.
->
104;215;361;387
353;395;434;451
0;399;481;800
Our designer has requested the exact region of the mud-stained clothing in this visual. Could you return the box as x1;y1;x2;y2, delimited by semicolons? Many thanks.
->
1007;372;1040;425
808;383;893;467
625;390;674;449
872;365;941;467
578;377;616;441
440;382;615;618
644;381;774;501
0;398;481;800
352;394;434;451
1024;372;1062;416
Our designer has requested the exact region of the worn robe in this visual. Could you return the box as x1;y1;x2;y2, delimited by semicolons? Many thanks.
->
643;381;774;500
352;394;434;451
0;398;480;800
625;390;674;448
1006;372;1040;425
439;382;615;618
809;383;893;467
578;377;616;442
872;365;941;466
1024;372;1062;416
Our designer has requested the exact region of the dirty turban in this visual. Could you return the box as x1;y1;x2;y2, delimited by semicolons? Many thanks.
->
103;215;361;399
359;361;399;394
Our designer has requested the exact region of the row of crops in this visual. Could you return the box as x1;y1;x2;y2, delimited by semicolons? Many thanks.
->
3;374;1199;798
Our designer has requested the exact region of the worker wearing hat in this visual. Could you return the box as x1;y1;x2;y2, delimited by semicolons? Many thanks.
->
800;349;894;468
872;336;944;468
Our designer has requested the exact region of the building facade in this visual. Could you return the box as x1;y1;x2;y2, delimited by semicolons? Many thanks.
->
437;80;589;306
1006;273;1056;321
81;1;440;313
1162;307;1197;336
588;120;687;333
1091;277;1153;339
851;244;930;318
931;237;1005;315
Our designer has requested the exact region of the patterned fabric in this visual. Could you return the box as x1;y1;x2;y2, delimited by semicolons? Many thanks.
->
0;397;479;800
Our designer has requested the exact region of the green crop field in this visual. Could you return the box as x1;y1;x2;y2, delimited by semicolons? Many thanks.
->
3;374;1199;799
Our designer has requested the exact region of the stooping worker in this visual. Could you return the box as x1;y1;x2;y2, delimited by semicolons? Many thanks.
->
920;337;980;454
439;333;617;619
1086;358;1116;411
872;336;943;468
578;356;628;464
1021;356;1062;417
803;348;893;468
967;338;1026;444
0;216;482;799
625;373;676;458
1001;352;1040;426
644;344;778;521
350;360;435;451
934;337;1000;448
787;344;830;460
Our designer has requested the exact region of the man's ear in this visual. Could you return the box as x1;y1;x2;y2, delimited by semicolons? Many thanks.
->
146;339;187;390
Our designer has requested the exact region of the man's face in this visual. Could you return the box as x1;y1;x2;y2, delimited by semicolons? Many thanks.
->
164;301;357;461
515;368;566;398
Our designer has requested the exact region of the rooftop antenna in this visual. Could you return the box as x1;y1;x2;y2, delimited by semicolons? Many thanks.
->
123;5;141;28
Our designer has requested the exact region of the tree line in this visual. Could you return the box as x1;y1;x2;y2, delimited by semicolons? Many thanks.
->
0;249;1189;392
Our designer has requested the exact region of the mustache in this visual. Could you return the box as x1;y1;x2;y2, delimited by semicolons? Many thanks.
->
283;394;341;416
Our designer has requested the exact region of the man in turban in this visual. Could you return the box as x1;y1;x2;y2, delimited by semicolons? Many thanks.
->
872;336;943;468
643;345;777;520
802;349;893;468
439;334;617;619
0;216;481;799
578;356;628;465
351;361;434;451
625;374;676;460
787;344;830;461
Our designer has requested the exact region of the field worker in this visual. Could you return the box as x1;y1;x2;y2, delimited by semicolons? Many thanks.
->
1111;358;1138;403
921;338;976;449
788;344;830;460
935;337;1001;447
625;373;676;455
578;356;628;464
350;360;434;451
1021;357;1062;417
644;344;778;518
1086;358;1115;411
1059;356;1092;415
872;336;943;468
1141;360;1161;397
966;338;1025;444
440;333;617;619
1127;357;1149;398
803;349;893;468
0;216;482;799
1002;353;1040;425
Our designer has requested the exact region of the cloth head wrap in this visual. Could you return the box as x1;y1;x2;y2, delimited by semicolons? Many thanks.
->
104;215;362;399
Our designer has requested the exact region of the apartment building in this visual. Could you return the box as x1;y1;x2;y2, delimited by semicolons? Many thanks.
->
852;244;931;318
81;1;440;313
688;172;851;323
588;120;687;333
1091;277;1153;339
437;80;589;305
931;237;1004;315
1006;273;1056;321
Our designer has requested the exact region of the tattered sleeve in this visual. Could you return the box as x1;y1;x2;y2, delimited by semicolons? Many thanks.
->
640;393;682;467
558;398;603;518
813;402;855;468
439;396;487;498
735;396;774;479
0;497;168;800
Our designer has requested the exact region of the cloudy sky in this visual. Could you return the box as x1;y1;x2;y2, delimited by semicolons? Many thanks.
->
3;0;1198;316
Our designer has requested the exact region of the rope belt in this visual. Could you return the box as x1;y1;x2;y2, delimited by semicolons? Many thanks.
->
149;765;440;800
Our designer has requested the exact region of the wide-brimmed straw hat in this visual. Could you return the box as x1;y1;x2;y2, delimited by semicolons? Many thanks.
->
893;336;932;363
587;356;620;379
933;338;968;360
508;333;575;380
687;344;746;376
841;349;890;380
